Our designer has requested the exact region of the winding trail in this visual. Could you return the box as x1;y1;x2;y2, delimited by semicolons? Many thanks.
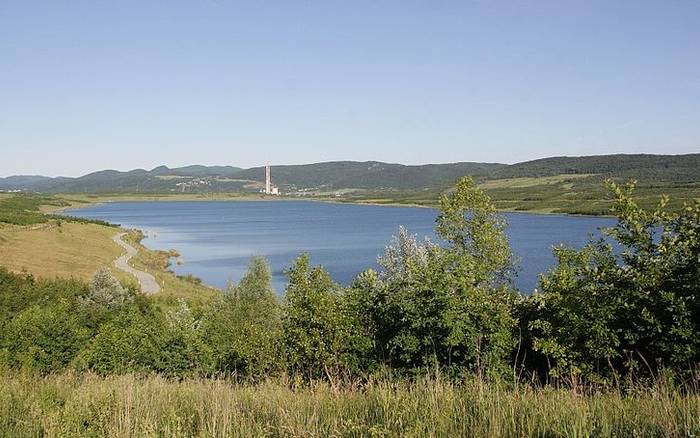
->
112;233;160;294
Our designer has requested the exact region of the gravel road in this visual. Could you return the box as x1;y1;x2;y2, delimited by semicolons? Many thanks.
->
112;233;161;294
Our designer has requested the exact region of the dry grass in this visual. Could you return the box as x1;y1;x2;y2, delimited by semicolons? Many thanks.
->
0;221;130;284
0;372;698;437
477;174;595;190
122;230;219;307
0;221;218;307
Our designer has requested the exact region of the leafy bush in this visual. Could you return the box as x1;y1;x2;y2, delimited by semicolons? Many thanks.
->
79;267;133;309
0;268;87;325
76;307;167;374
345;177;517;377
283;254;350;380
527;180;700;383
202;256;282;378
1;302;89;374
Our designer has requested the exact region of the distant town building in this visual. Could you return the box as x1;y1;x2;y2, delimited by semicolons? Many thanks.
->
175;178;211;192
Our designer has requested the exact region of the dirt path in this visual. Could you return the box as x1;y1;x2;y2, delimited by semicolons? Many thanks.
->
112;233;160;294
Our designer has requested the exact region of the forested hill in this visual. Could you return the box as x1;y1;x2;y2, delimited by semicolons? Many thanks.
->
0;161;506;193
231;161;505;190
0;165;243;193
488;153;700;182
0;154;698;194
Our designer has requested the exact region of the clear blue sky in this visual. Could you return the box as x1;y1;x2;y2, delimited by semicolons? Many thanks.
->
1;0;699;177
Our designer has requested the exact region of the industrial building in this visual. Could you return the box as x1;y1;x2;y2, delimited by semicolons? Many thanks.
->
263;164;279;195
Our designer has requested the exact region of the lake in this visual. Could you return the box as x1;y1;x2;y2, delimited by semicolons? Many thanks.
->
67;201;616;293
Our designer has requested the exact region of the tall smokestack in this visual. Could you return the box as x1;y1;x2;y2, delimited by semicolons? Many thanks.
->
265;164;271;194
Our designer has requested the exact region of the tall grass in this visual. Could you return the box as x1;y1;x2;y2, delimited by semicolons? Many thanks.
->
1;372;698;437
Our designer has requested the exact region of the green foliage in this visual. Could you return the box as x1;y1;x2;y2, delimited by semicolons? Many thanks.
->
0;267;87;325
202;256;282;377
176;273;203;284
488;153;700;182
0;268;209;376
46;214;116;227
77;307;167;374
437;176;513;285
79;267;133;309
1;302;89;374
77;303;209;377
528;180;700;382
2;373;699;437
0;194;66;225
282;254;350;379
0;175;698;392
0;194;115;226
163;299;212;375
345;177;517;377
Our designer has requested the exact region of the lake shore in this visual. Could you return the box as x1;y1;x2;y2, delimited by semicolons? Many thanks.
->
54;192;615;217
65;199;616;293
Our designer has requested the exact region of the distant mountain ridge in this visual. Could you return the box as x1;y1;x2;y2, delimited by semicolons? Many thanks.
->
0;175;53;189
231;161;506;191
1;154;699;194
489;154;700;182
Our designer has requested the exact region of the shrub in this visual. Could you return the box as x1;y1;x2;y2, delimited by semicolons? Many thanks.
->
528;180;700;383
79;267;133;309
1;301;89;374
202;257;282;377
283;254;349;380
345;177;517;377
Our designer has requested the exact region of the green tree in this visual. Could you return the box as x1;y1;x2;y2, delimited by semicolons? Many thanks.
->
282;254;348;380
346;177;517;377
528;180;700;382
161;299;212;377
436;176;513;286
203;256;282;378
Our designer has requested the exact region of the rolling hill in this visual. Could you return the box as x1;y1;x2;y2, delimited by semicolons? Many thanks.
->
0;161;507;193
1;155;699;214
231;161;506;191
487;154;700;182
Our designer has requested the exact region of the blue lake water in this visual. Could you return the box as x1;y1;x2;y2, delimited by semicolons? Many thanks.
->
67;201;616;293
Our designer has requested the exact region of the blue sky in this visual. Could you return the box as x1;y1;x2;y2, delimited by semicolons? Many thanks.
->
1;0;699;177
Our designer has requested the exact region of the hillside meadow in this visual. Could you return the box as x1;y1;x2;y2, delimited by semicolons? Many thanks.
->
0;194;217;309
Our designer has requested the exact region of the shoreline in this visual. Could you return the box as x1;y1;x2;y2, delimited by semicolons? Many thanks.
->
58;196;617;295
54;192;615;218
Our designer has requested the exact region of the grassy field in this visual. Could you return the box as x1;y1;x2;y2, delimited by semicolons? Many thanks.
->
0;221;132;284
482;177;700;215
0;194;220;307
334;175;700;214
0;222;218;308
122;230;219;307
476;174;596;190
0;372;698;437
